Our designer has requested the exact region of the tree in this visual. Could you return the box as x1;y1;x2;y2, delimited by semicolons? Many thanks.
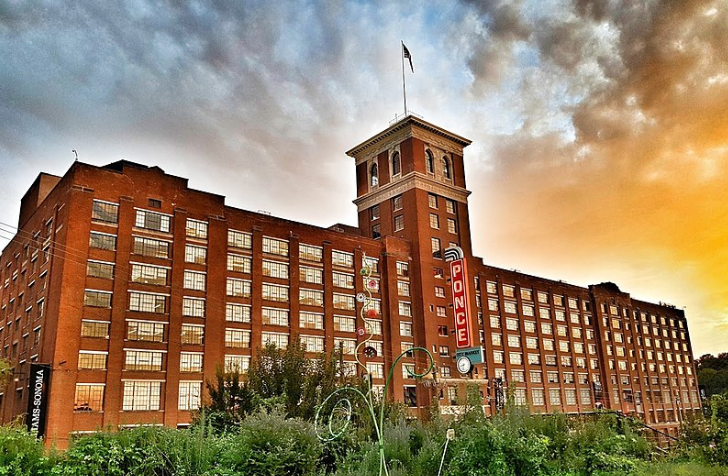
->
201;365;257;432
698;353;728;397
0;358;12;387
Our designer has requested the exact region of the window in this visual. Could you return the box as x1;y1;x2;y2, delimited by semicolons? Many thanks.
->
131;264;168;286
263;237;289;256
511;370;525;382
262;307;289;326
178;353;203;373
262;332;288;349
185;245;207;265
524;321;536;333
300;288;324;307
299;244;323;263
530;371;542;383
391;151;401;176
372;223;381;239
505;318;518;331
87;260;114;279
84;290;112;308
504;301;517;314
367;363;384;379
225;355;251;374
370;162;379;187
227;278;252;298
295;312;321;330
549;388;562;406
127;321;165;342
92;200;119;224
363;256;379;274
125;350;163;371
225;329;251;348
178;381;202;410
181;324;204;345
300;265;323;284
122;381;162;411
400;322;413;337
429;213;439;229
74;384;104;412
89;232;116;250
492;333;502;346
435;286;445;298
396;261;409;277
183;271;206;291
426;150;435;174
436;306;447;317
442;156;451;180
392;195;403;211
541;323;552;334
508;335;521;348
228;230;253;249
493;351;504;363
531;389;545;406
526;337;538;349
133;236;170;258
509;353;523;365
565;389;578;405
129;292;166;313
332;250;354;268
301;335;325;353
78;351;107;370
428;194;438;209
333;272;354;289
227;254;252;273
135;209;171;232
262;284;289;302
431;237;441;259
334;315;356;332
263;260;289;279
185;219;208;239
446;199;455;214
399;301;412;317
334;338;356;354
447;218;457;234
333;293;355;310
183;297;205;317
81;320;109;338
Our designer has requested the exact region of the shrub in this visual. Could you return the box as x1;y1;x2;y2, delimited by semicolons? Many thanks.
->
219;406;322;476
0;425;55;476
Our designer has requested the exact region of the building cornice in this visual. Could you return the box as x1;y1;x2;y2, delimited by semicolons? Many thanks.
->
353;172;471;212
346;116;471;161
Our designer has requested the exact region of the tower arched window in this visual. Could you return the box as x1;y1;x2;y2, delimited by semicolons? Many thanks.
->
370;163;378;187
392;151;401;177
442;156;451;180
425;150;434;174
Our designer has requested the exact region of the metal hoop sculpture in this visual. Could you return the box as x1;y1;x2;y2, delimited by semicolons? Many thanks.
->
315;253;436;476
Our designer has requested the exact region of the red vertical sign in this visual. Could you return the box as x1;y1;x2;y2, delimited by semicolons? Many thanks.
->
449;257;472;348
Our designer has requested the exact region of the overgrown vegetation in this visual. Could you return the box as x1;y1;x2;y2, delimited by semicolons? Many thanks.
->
3;397;728;475
3;348;728;474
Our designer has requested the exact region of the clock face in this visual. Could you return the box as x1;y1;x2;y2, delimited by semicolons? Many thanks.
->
457;356;472;374
363;346;377;358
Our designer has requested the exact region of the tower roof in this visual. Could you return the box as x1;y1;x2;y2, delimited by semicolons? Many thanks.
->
346;115;471;158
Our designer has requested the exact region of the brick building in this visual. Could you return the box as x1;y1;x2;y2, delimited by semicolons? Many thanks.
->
0;116;700;447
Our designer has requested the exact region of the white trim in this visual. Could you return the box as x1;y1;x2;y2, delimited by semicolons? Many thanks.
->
123;348;168;353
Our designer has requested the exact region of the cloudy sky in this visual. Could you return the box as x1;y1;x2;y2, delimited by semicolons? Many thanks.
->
1;0;726;356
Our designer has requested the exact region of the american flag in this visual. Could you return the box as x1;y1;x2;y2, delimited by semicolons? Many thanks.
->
403;43;414;73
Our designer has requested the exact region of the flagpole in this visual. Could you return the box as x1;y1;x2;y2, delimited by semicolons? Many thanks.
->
401;40;407;117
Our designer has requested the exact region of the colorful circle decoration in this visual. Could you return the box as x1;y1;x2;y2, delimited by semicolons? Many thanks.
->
367;309;378;318
363;346;378;358
357;328;366;336
356;292;367;303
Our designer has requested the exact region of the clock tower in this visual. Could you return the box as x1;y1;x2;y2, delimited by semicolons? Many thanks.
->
347;115;477;407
